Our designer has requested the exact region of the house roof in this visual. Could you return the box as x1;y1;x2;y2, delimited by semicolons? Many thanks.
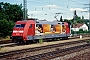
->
73;23;84;28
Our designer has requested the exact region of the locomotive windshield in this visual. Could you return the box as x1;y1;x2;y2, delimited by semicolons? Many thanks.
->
15;24;25;28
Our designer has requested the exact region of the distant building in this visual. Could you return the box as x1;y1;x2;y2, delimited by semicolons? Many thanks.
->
71;23;88;31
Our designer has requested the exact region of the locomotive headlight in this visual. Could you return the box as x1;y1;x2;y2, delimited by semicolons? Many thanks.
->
13;30;23;33
13;30;17;33
19;31;24;33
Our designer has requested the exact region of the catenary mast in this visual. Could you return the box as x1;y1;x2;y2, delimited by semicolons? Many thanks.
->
23;0;27;20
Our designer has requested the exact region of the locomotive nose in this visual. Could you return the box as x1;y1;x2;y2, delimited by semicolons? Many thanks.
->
13;30;24;33
12;30;24;36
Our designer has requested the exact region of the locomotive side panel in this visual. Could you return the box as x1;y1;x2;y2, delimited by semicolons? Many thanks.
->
23;20;35;40
64;22;70;37
34;21;70;40
26;24;35;40
55;24;61;34
43;24;51;34
27;24;35;36
12;20;70;43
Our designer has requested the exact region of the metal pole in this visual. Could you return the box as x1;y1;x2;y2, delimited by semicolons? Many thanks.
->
74;10;76;34
23;0;27;20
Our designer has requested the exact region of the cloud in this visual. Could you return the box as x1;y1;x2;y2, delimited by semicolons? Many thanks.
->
66;17;73;20
28;10;43;14
69;8;86;11
44;5;59;8
28;10;43;18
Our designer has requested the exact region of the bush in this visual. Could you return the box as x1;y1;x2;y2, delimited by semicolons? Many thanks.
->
86;40;90;43
0;19;15;37
71;30;74;34
79;29;83;31
71;29;90;34
39;39;43;44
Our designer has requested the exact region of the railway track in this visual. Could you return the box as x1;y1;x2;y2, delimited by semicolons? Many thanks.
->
0;37;80;47
19;44;90;60
0;36;90;48
0;38;89;60
0;40;12;44
0;43;17;47
0;34;90;45
23;44;90;60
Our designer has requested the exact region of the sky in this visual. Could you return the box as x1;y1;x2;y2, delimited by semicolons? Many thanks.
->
0;0;90;21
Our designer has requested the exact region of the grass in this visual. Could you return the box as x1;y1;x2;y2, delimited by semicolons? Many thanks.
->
0;36;11;41
57;39;60;41
39;39;43;44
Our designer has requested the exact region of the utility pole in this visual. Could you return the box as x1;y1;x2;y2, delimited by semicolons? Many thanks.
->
73;10;77;35
73;10;77;23
23;0;27;20
84;3;90;31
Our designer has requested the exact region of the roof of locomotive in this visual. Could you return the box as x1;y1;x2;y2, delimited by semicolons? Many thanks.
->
36;21;65;25
16;20;35;24
16;20;67;25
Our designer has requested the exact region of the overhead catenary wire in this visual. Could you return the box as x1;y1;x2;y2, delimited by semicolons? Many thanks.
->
27;0;90;20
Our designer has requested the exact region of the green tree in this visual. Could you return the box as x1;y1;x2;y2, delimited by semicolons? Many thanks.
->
73;15;81;20
76;19;84;23
64;16;84;28
84;20;89;27
0;19;15;37
71;30;74;34
0;2;24;38
0;2;23;22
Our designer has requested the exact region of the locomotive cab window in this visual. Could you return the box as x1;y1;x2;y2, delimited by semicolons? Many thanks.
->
15;24;25;28
29;24;32;28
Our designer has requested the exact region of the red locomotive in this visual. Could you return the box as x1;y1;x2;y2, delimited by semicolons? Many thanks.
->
11;20;70;43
